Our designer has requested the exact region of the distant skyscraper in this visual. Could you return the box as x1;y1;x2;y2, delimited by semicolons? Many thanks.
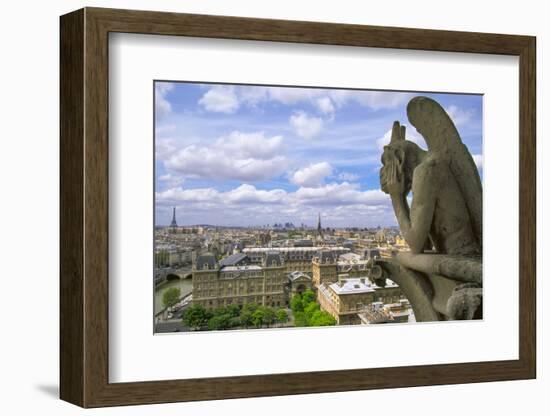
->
170;207;178;227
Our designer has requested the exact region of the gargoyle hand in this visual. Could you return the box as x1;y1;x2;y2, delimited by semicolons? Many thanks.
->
380;155;405;196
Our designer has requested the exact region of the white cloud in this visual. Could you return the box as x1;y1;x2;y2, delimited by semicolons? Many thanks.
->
199;86;240;113
289;111;323;139
155;124;176;136
156;187;219;203
446;105;475;126
213;131;283;159
265;87;314;105
158;173;184;188
329;90;412;110
293;182;389;206
338;172;359;182
157;184;287;206
155;83;174;118
197;85;413;118
225;184;288;204
314;97;335;115
237;87;269;106
472;154;483;170
156;137;177;159
164;131;287;181
266;88;411;111
157;182;390;209
156;182;395;227
290;162;333;187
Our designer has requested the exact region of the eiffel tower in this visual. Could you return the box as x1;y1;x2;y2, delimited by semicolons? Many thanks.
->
170;207;178;227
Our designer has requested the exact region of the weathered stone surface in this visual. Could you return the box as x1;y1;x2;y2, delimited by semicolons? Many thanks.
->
372;259;441;322
446;283;483;320
377;96;483;321
396;252;482;284
407;97;482;250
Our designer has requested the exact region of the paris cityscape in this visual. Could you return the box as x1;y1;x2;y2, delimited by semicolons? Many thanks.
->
154;82;483;333
154;211;412;332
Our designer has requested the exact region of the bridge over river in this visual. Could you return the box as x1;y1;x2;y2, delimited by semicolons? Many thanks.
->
154;273;193;315
155;265;192;287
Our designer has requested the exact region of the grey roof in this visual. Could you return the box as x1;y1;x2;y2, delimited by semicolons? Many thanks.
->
339;252;362;262
288;271;311;282
219;253;249;267
329;278;375;295
264;251;283;267
317;250;336;263
196;253;217;270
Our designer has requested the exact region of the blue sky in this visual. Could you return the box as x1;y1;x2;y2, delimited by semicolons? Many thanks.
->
155;82;482;227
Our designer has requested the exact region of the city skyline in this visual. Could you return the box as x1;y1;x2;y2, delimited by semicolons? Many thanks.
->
155;82;483;227
159;207;399;229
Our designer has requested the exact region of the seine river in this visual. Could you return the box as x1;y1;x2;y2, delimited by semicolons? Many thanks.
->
154;278;193;315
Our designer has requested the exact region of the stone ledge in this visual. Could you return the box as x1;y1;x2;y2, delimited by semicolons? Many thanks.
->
396;252;482;284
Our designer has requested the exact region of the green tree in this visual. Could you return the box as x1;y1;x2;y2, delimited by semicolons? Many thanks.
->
304;301;320;321
290;293;304;313
293;311;308;327
240;303;259;328
262;307;276;327
251;309;265;328
229;316;241;328
240;309;253;328
182;304;211;330
276;309;288;324
309;310;337;326
162;287;181;309
301;289;316;306
226;304;241;318
208;313;232;330
242;303;259;313
212;306;227;317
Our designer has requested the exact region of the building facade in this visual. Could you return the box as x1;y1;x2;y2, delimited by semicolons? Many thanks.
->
192;252;287;309
243;246;349;274
312;250;338;287
287;271;313;296
317;278;403;325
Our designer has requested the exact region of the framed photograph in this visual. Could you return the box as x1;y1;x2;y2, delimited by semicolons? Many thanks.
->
60;7;536;408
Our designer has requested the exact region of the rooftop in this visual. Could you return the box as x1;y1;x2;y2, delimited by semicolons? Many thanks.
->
220;265;262;272
219;252;248;267
339;253;362;262
195;253;217;270
243;246;348;252
288;271;312;281
329;278;375;295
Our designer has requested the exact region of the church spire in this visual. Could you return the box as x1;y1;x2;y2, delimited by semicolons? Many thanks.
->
170;207;178;227
317;212;323;239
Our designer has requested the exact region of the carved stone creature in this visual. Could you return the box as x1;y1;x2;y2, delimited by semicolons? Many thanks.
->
446;283;483;320
380;98;481;256
377;96;483;321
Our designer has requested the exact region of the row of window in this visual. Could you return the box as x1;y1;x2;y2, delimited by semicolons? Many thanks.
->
197;297;285;308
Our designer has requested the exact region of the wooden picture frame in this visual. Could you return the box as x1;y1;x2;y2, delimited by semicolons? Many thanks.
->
60;7;536;408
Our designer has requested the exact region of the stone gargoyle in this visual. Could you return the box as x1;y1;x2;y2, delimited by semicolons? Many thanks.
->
371;96;483;321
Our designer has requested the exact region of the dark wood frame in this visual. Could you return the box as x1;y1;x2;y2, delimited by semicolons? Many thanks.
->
60;7;536;408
